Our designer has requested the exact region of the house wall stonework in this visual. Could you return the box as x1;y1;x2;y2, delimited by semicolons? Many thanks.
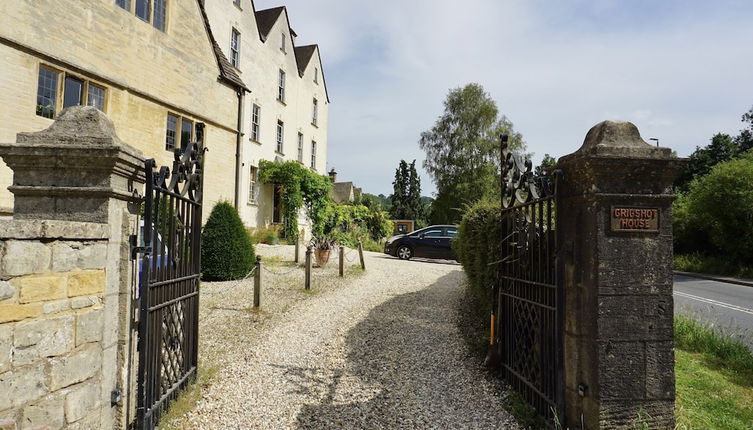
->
204;1;330;231
0;0;241;220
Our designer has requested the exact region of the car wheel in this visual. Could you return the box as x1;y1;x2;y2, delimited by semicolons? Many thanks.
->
397;245;412;260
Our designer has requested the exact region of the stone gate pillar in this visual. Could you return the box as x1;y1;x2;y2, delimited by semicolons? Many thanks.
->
0;106;144;429
557;121;685;429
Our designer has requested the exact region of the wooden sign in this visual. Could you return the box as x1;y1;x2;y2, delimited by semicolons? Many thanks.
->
610;206;659;233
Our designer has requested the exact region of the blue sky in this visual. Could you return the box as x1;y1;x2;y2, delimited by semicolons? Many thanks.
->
256;0;753;196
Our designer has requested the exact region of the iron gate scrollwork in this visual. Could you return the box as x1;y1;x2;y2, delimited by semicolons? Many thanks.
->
493;134;563;423
136;124;206;429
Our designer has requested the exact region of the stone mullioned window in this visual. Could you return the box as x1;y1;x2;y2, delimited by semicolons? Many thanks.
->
36;65;107;119
116;0;167;31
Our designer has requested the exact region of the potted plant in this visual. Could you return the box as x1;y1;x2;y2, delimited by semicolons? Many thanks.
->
310;236;337;267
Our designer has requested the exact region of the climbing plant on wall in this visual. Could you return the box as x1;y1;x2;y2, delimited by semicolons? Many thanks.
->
258;160;332;238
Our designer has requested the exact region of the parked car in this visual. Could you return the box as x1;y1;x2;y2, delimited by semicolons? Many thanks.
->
384;225;458;260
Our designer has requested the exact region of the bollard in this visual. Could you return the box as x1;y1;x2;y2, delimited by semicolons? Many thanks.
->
339;245;344;277
253;256;261;308
305;246;312;290
294;236;300;263
358;240;365;270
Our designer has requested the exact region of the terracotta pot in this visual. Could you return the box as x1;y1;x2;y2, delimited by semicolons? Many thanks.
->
315;249;331;266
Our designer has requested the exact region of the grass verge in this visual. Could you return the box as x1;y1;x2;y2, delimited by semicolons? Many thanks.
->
675;315;753;429
674;253;753;279
158;362;219;430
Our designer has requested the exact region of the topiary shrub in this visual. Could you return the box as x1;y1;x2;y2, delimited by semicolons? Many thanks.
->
201;201;255;281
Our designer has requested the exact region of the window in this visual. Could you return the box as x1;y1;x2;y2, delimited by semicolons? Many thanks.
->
181;119;194;150
135;0;150;21
165;114;178;150
310;140;317;169
314;67;319;84
116;0;166;32
276;120;284;154
153;0;166;31
233;0;241;6
165;114;194;152
277;70;285;102
230;29;240;68
280;32;286;52
63;76;84;108
297;132;304;162
36;66;58;119
248;166;259;204
251;104;260;141
87;84;106;111
312;98;318;125
36;66;108;118
422;229;443;238
445;227;458;238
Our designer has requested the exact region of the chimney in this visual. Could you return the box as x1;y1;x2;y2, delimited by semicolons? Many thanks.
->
328;168;337;183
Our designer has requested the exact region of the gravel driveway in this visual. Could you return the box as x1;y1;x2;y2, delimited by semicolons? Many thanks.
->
177;247;519;429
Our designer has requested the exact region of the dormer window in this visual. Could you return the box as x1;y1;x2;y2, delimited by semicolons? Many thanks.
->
280;32;286;53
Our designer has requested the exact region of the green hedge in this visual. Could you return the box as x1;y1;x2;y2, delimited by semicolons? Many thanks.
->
201;201;255;281
453;200;501;315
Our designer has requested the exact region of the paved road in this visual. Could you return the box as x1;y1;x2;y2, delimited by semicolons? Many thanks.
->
673;274;753;348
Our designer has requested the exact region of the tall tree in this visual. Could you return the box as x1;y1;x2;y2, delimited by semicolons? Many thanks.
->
390;160;424;221
389;160;409;219
419;83;525;224
406;160;423;221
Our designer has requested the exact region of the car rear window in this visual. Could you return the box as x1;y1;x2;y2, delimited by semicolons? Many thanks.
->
446;228;457;237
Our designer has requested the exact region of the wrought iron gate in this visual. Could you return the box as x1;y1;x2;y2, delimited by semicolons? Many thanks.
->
493;135;563;422
136;124;205;429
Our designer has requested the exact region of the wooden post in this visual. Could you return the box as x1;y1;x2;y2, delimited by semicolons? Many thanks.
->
358;240;365;270
253;256;261;308
294;235;300;263
339;245;344;277
304;246;312;290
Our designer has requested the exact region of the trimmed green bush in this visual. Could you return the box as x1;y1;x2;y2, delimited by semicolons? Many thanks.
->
453;200;501;316
201;201;255;281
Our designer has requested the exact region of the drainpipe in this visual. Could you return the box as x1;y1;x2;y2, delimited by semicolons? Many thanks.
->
235;89;245;209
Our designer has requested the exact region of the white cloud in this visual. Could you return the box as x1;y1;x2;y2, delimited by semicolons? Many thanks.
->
257;0;753;195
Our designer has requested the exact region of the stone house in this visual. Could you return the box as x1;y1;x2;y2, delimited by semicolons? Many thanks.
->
0;0;330;234
203;1;330;231
0;0;248;221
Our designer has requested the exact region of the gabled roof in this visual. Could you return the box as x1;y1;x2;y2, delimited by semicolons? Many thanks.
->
197;0;248;91
294;45;317;76
255;6;285;41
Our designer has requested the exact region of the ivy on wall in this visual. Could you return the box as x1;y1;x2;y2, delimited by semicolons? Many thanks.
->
258;160;332;238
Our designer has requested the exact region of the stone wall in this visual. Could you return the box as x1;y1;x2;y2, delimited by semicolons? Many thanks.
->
0;107;145;430
0;221;114;430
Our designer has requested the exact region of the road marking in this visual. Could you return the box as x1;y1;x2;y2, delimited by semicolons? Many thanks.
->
674;291;753;316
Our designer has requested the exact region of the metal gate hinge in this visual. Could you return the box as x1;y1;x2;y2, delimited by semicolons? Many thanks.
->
129;234;152;261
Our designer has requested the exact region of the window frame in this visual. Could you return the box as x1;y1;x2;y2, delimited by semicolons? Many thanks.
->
115;0;167;32
248;165;259;205
276;120;284;154
277;70;286;103
310;140;317;169
250;104;260;142
312;98;318;126
165;113;195;152
36;65;108;119
280;32;286;53
297;132;304;163
230;28;241;68
314;67;319;84
36;65;60;119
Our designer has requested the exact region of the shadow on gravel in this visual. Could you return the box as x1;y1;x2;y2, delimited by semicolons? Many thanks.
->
294;270;510;429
